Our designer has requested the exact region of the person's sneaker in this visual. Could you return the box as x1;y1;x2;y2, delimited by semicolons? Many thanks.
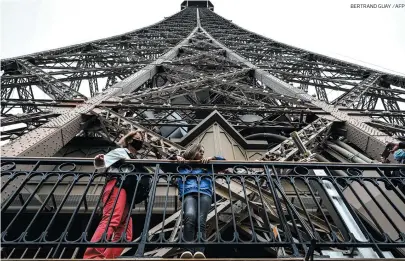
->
180;251;193;259
193;251;206;258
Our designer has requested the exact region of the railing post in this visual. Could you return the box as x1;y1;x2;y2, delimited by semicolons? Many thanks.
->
304;239;316;261
134;164;160;257
263;164;300;257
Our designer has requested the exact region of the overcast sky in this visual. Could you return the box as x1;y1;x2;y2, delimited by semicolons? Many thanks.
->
1;0;405;76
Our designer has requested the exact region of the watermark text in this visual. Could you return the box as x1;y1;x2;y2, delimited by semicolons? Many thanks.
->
350;3;405;8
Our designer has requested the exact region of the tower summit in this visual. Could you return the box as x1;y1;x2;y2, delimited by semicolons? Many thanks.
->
1;1;404;260
181;0;214;10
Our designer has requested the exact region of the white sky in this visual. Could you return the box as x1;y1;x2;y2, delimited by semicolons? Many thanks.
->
1;0;405;77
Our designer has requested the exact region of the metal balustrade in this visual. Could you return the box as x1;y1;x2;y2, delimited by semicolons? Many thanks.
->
1;157;404;259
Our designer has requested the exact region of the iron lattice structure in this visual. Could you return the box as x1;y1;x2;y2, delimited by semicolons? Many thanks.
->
1;1;405;260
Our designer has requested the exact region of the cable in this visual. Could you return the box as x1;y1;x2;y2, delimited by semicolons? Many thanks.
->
332;52;405;77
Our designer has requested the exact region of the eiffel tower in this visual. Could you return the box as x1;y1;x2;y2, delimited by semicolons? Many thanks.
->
1;1;405;260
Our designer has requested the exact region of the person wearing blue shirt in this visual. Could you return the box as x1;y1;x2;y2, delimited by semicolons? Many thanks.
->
164;144;225;259
393;149;405;164
383;142;405;193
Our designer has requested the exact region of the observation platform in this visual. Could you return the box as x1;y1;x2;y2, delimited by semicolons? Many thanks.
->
181;0;214;11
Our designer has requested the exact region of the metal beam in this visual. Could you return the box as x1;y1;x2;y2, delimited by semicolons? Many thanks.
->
198;12;399;160
1;26;199;203
261;118;334;161
17;59;87;100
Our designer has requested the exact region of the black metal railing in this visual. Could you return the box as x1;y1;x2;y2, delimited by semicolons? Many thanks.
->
1;157;405;259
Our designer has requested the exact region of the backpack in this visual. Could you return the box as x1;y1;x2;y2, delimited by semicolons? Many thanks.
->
118;163;151;205
102;151;152;211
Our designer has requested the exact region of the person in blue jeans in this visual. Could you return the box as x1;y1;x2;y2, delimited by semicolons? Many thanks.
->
166;144;225;259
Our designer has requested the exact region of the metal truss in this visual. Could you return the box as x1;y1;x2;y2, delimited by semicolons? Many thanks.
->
16;59;87;100
1;5;403;204
91;108;184;158
197;9;403;159
1;4;405;260
1;8;197;102
2;8;404;153
198;8;405;129
261;118;335;161
0;111;60;142
3;99;405;129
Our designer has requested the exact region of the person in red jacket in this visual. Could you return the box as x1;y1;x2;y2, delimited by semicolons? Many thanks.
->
84;130;148;259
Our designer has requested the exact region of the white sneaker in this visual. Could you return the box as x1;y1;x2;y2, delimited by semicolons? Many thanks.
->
193;251;206;258
180;251;193;259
